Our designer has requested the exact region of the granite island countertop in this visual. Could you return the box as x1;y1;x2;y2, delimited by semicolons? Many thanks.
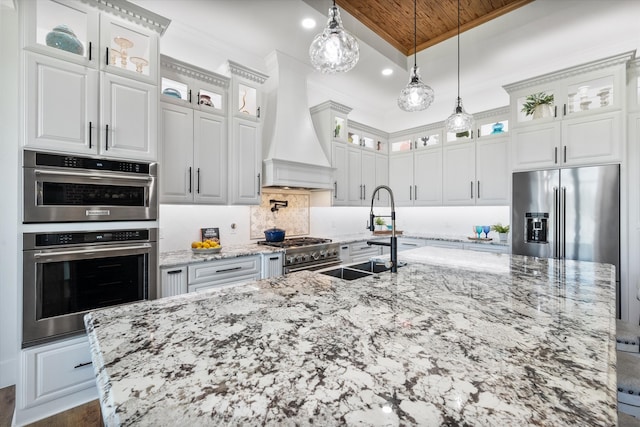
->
85;246;617;426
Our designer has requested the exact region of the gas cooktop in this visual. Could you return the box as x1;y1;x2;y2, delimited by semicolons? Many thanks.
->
257;237;332;248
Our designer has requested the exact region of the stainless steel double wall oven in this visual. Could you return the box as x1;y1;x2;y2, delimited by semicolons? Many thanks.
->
22;150;158;347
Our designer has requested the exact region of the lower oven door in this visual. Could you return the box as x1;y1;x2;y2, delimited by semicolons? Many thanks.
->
22;241;157;347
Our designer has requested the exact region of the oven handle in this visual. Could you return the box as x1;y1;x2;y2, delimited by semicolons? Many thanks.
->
34;169;154;182
32;243;153;258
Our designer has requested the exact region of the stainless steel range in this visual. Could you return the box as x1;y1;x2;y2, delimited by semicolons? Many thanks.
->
258;237;341;274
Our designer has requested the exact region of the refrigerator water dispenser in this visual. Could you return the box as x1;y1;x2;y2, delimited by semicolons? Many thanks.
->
525;212;548;243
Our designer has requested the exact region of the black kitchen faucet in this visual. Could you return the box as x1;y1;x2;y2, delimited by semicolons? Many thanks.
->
366;185;398;273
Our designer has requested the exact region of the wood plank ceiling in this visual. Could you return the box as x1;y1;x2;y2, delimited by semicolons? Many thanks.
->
337;0;534;55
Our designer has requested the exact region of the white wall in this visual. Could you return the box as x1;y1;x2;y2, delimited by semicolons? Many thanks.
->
0;3;20;388
311;206;510;240
159;205;253;252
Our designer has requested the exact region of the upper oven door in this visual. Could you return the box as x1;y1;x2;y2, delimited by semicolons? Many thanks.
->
23;163;157;223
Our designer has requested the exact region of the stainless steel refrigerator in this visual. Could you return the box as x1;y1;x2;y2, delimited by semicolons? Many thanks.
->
512;165;620;310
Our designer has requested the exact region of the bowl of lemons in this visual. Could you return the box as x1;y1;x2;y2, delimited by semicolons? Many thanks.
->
191;239;222;254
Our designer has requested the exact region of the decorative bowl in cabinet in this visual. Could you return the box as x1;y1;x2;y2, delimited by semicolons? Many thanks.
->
46;25;84;55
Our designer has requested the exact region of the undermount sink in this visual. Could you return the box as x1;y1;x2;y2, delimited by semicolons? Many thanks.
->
348;261;392;273
319;268;373;281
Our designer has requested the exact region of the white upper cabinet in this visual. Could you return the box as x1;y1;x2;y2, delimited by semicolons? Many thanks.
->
159;56;229;205
504;51;633;170
21;0;169;161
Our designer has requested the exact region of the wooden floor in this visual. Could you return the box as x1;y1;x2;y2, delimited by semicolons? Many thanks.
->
0;386;102;427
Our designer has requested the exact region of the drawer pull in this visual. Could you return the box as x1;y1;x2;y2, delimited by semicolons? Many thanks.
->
215;266;242;273
167;270;182;275
269;256;280;261
74;361;92;369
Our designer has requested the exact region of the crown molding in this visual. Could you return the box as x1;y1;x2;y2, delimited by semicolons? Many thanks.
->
309;100;353;116
161;55;230;88
83;0;171;35
503;50;636;93
226;60;269;85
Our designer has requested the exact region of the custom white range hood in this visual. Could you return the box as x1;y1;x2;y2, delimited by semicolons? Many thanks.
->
261;50;334;190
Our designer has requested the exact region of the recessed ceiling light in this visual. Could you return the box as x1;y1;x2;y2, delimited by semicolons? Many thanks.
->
302;18;316;29
382;68;393;76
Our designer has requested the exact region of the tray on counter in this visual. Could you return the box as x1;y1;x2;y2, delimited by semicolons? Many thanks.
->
373;230;403;235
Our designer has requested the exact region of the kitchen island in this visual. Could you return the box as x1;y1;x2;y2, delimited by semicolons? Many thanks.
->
84;246;617;426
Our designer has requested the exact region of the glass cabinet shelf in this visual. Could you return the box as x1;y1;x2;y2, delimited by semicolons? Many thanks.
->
333;116;345;140
516;90;557;123
104;20;152;77
479;120;509;137
161;77;188;101
566;76;613;115
34;0;93;60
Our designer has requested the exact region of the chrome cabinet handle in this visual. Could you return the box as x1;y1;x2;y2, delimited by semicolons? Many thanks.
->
553;186;559;258
561;186;567;259
33;244;152;258
34;169;153;182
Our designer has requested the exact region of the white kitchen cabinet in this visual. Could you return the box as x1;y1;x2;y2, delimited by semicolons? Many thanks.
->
347;241;382;263
187;255;261;293
463;243;509;254
347;146;377;205
331;142;349;205
21;0;168;160
505;51;632;170
159;57;229;204
160;265;188;297
262;253;284;279
390;146;443;207
397;238;426;252
15;335;98;426
224;61;268;205
423;240;464;249
159;103;227;204
374;153;389;206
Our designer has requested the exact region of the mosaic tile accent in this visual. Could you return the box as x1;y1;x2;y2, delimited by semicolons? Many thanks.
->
249;191;310;239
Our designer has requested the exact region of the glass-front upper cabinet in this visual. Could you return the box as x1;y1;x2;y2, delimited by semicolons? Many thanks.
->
23;0;98;65
564;75;613;117
333;116;346;141
159;55;228;115
391;129;441;152
99;14;159;83
475;106;510;139
513;86;559;125
446;129;474;143
23;0;165;84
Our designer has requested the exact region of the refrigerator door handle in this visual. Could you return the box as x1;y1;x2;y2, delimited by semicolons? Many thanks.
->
561;186;567;259
553;186;559;258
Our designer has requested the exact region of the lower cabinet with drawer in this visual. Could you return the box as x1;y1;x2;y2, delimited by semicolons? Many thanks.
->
397;237;426;252
348;240;383;263
15;335;98;426
188;255;261;293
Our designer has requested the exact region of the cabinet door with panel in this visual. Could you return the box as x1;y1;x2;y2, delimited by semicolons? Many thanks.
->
25;52;98;155
193;111;226;204
562;111;621;166
511;122;561;170
360;150;376;203
389;152;414;206
100;73;157;160
374;153;389;206
443;142;476;205
331;142;349;205
475;137;509;205
230;118;262;205
160;266;188;297
413;148;443;206
159;103;193;203
347;146;364;204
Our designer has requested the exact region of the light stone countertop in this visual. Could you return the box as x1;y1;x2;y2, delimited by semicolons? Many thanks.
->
87;246;616;426
160;244;284;268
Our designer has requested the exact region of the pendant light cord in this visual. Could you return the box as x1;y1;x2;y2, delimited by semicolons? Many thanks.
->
456;0;460;100
413;0;417;68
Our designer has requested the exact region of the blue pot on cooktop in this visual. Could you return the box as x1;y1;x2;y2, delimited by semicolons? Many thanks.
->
46;25;84;56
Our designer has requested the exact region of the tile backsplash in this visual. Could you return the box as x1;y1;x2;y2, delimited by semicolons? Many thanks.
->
250;190;310;239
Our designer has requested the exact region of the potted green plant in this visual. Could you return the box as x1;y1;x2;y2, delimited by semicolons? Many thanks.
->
521;92;554;119
491;223;510;243
375;216;386;231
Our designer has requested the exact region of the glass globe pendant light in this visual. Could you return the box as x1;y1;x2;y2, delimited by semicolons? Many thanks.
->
445;0;473;133
398;0;434;112
309;0;359;74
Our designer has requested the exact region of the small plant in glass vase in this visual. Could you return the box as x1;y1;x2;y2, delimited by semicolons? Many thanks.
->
491;223;510;243
521;92;554;119
375;217;386;231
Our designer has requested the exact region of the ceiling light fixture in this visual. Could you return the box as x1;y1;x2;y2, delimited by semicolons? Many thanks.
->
309;0;359;74
397;0;434;112
445;0;473;133
301;18;316;29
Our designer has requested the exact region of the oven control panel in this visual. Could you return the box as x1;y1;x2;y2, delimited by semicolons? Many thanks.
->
28;229;155;248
